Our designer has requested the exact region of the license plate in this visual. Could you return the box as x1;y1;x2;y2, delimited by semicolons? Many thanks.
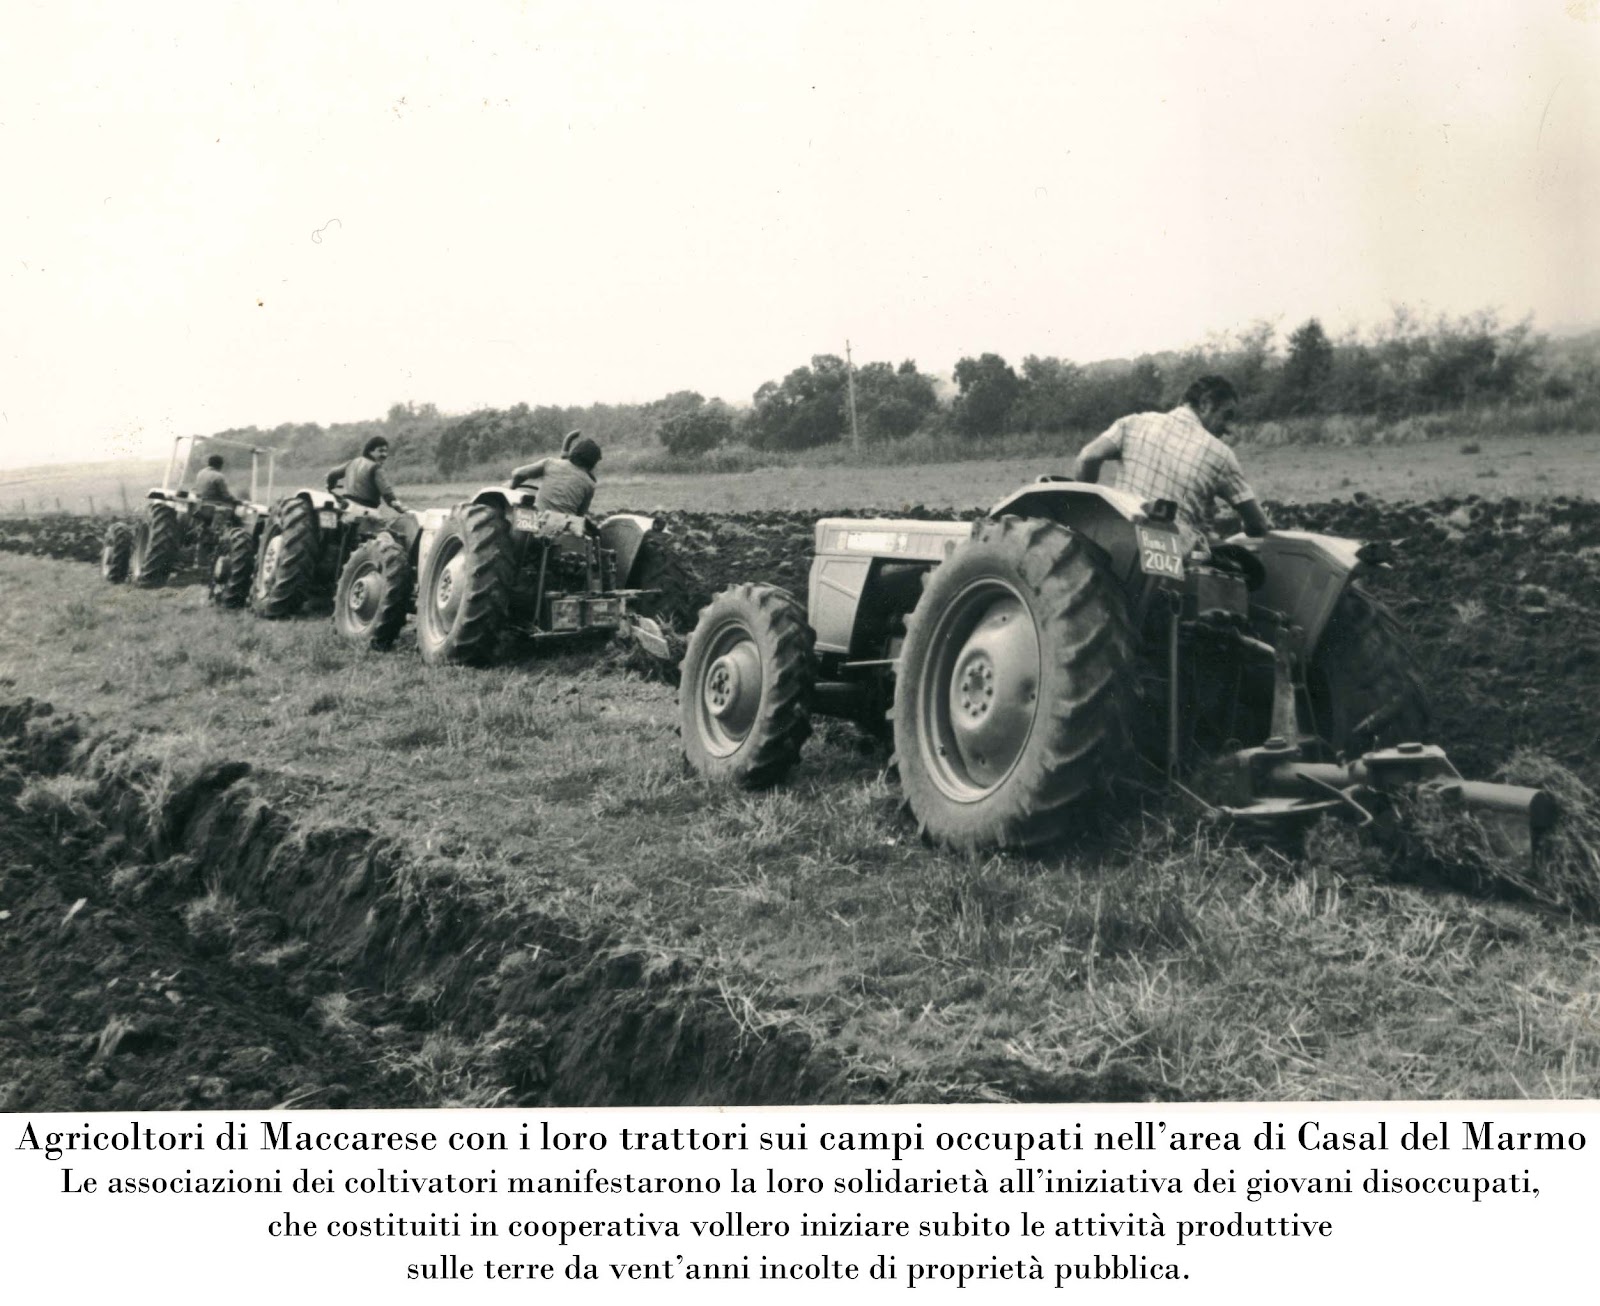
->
319;510;339;530
1136;525;1185;579
512;507;539;533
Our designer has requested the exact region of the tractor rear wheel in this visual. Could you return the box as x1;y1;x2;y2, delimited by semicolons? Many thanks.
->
1308;585;1430;756
679;583;814;787
893;515;1135;852
416;503;512;666
100;522;133;584
250;498;319;619
130;502;180;588
208;528;257;609
629;536;710;633
335;537;413;650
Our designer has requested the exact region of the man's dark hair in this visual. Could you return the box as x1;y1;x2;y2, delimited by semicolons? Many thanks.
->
206;454;225;470
1183;375;1239;409
362;436;390;458
568;436;602;472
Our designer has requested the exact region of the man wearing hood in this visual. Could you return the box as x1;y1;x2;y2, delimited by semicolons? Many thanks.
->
510;433;602;516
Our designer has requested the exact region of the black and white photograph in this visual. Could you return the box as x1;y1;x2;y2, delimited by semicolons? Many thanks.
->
2;1;1598;1291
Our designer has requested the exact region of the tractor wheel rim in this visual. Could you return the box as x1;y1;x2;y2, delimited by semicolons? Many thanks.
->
258;534;282;585
697;625;762;756
432;543;464;629
919;581;1040;800
348;569;380;621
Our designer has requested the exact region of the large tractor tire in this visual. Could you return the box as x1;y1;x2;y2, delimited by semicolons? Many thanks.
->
628;536;711;632
416;503;512;666
893;515;1136;852
1308;585;1430;757
334;537;413;650
679;583;814;787
100;522;133;584
208;528;257;609
250;497;319;619
130;502;181;588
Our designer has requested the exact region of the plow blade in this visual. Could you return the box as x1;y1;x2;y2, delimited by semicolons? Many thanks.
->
1216;741;1560;858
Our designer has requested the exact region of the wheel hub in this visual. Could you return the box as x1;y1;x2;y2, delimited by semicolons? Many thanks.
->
698;634;762;754
435;556;461;613
258;535;282;584
922;589;1041;797
348;572;379;620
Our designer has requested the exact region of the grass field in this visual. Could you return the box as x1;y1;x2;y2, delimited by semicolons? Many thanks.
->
3;512;1600;1100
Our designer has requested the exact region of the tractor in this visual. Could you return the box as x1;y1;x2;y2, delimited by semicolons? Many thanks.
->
678;478;1556;854
100;436;276;607
329;482;705;664
248;489;390;619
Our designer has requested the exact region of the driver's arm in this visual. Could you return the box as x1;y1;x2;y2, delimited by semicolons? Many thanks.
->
509;458;550;489
326;463;346;494
1234;498;1270;537
1071;430;1123;484
374;466;407;514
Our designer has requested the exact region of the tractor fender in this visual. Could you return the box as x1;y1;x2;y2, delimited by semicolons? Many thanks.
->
598;513;662;586
986;481;1151;583
291;488;344;513
1226;530;1365;653
470;486;536;512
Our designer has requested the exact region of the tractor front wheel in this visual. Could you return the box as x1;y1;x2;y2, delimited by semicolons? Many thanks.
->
250;498;319;619
208;528;258;609
893;515;1135;852
100;522;133;584
1309;586;1430;756
130;502;180;588
415;503;512;666
679;583;814;787
335;537;413;650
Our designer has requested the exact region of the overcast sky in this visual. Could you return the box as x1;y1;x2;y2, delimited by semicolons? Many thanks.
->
2;0;1596;469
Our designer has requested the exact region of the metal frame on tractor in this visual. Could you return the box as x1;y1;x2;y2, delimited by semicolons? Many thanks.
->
101;435;276;601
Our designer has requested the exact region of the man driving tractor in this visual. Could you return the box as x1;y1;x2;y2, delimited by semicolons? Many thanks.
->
1072;374;1270;549
327;436;410;513
509;433;602;516
192;453;240;506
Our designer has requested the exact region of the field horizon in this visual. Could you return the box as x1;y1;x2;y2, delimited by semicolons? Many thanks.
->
3;427;1597;520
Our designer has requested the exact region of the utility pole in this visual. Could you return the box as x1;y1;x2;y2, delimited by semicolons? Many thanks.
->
845;339;861;450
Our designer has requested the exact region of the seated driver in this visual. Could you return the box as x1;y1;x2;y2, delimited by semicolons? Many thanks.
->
1072;374;1270;550
509;434;602;517
327;436;409;513
192;454;240;506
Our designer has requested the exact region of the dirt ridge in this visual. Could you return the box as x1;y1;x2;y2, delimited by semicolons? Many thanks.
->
1;698;848;1109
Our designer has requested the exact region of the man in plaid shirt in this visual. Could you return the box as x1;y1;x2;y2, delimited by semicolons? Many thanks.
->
1072;375;1270;548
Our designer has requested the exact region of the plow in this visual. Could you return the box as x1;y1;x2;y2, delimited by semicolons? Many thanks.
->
678;477;1560;861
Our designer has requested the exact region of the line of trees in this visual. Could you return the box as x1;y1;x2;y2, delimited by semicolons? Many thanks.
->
196;308;1597;475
